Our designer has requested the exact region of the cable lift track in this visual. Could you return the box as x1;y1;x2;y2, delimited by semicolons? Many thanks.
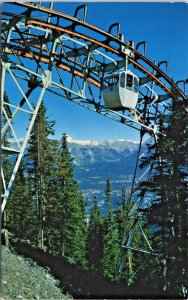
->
3;1;187;102
1;4;187;137
5;2;187;99
1;1;188;277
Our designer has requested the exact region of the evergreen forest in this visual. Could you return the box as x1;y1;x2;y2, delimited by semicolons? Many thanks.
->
2;86;188;298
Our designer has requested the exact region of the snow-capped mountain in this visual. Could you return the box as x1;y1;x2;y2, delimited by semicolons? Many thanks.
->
10;136;143;213
68;136;139;164
67;137;142;213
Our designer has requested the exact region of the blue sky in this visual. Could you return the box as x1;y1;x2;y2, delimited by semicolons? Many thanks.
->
47;2;188;141
4;2;188;142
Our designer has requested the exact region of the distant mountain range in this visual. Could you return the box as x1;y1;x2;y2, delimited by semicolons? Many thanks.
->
10;136;144;214
67;137;141;213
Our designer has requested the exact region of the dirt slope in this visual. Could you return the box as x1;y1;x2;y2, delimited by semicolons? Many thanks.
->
1;246;72;299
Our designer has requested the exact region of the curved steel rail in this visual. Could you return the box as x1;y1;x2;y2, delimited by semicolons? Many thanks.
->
2;6;187;135
9;1;187;103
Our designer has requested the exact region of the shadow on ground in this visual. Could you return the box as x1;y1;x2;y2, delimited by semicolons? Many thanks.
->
10;241;180;299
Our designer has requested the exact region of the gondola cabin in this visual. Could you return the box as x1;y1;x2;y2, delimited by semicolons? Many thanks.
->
103;70;139;110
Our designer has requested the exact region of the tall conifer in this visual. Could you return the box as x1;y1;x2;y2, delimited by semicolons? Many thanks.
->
138;84;188;296
101;179;120;280
105;178;112;213
54;134;88;267
101;211;120;280
26;102;57;249
6;161;33;241
87;196;104;271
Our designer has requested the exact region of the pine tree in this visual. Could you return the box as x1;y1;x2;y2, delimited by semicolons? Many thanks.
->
138;84;188;296
157;85;188;296
53;134;88;267
26;102;57;249
43;165;60;253
87;196;104;271
2;93;34;242
115;187;153;286
116;188;129;241
101;211;120;280
105;178;112;213
101;179;121;280
5;161;34;241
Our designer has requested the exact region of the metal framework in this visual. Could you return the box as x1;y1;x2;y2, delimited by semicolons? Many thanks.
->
1;2;187;277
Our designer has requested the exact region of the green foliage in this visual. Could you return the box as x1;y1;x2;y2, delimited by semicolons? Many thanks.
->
6;85;187;294
6;162;34;241
111;185;153;287
115;188;129;241
87;196;104;271
51;134;88;268
26;102;57;248
105;178;112;212
5;102;88;269
138;83;188;296
101;212;120;280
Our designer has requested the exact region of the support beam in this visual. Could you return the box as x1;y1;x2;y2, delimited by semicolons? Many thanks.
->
1;70;52;213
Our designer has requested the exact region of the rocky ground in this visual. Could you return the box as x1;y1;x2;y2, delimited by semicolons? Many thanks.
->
1;246;72;299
